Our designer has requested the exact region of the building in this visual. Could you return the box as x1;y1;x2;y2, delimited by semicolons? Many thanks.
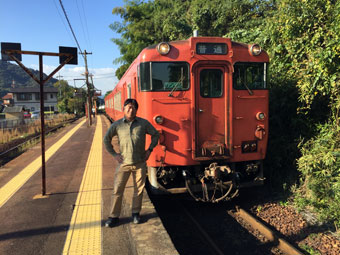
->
1;93;14;107
3;106;24;120
10;87;58;112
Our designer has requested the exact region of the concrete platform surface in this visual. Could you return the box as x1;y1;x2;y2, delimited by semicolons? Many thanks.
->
0;115;178;255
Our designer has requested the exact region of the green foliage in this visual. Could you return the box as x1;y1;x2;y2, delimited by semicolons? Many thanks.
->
295;123;340;230
265;0;340;115
110;0;275;77
299;244;321;255
115;64;130;80
104;90;113;98
264;0;340;230
54;80;85;114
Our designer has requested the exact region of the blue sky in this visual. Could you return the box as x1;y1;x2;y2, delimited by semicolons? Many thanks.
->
0;0;126;95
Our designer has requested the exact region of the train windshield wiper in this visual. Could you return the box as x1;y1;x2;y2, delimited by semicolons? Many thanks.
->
243;82;253;95
168;68;184;97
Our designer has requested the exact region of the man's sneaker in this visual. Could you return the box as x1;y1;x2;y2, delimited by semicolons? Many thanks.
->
132;213;141;224
105;217;119;228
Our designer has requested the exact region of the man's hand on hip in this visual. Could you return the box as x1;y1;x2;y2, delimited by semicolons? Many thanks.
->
145;149;151;161
115;154;124;164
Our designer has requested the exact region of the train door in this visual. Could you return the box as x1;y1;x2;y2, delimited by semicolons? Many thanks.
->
195;65;229;159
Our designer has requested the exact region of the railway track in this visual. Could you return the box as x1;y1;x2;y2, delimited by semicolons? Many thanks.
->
229;207;304;255
149;191;304;255
0;117;78;166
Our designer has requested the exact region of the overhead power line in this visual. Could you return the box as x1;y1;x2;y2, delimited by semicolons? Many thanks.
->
53;0;74;43
76;0;92;53
58;0;84;60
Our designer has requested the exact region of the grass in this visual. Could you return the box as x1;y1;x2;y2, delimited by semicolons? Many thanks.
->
0;113;75;144
0;113;77;166
299;244;321;255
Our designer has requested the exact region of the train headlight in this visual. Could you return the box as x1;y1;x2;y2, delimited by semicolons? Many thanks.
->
249;44;262;56
256;112;266;121
157;42;171;55
154;115;164;124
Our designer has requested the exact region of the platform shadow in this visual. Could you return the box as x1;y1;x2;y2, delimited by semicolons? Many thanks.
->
0;212;158;241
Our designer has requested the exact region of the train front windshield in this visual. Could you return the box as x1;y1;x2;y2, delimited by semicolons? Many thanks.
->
233;62;267;90
140;62;190;91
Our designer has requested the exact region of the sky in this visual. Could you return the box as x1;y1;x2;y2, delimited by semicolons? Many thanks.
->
0;0;126;95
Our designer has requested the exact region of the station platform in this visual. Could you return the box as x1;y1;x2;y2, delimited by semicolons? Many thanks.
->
0;115;177;255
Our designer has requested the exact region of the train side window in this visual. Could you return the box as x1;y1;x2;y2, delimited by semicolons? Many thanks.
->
200;69;223;98
137;65;141;91
127;83;131;98
140;62;189;91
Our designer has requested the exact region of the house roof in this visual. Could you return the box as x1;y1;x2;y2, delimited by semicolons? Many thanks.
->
10;87;58;93
2;93;13;100
3;106;24;113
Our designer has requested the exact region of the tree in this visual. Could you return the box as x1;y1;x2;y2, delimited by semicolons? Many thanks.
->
265;0;340;117
104;90;113;98
263;0;340;229
54;80;86;114
110;0;276;78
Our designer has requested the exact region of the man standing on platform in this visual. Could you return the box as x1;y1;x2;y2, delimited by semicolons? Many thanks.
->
103;98;159;227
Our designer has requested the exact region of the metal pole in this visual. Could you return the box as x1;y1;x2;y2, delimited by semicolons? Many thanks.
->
39;54;46;196
82;50;92;126
1;47;76;197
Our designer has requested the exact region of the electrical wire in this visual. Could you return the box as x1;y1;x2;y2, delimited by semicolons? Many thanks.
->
52;0;74;44
76;0;91;52
58;0;84;60
80;0;93;53
81;0;94;69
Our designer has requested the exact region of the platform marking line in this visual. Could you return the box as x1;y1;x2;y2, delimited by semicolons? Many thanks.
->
0;119;86;208
63;117;102;255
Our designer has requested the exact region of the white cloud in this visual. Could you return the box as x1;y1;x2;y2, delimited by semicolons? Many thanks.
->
29;64;118;95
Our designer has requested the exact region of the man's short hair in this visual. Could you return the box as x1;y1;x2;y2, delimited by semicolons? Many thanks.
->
123;98;138;110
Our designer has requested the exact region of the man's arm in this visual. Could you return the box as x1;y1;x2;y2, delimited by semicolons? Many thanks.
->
103;123;118;157
146;121;160;151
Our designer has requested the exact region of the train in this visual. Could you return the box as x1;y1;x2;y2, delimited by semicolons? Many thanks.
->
105;36;269;202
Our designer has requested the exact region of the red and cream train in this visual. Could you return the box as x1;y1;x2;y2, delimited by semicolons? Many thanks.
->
105;36;269;202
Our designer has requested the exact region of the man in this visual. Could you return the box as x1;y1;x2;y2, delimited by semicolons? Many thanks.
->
103;98;159;227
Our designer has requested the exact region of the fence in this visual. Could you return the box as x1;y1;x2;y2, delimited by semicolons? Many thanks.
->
0;115;54;130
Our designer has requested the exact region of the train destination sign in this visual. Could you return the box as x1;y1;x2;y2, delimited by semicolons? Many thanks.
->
196;43;227;55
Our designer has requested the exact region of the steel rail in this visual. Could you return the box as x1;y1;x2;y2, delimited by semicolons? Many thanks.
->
181;204;225;255
230;207;304;255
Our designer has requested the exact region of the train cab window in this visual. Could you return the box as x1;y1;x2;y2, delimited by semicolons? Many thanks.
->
200;69;223;98
233;62;267;90
140;62;189;91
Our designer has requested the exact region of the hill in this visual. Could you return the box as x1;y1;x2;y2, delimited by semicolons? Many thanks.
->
0;60;58;97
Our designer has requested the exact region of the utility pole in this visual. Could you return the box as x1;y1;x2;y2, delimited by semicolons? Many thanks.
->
81;50;92;126
89;74;96;116
57;74;63;97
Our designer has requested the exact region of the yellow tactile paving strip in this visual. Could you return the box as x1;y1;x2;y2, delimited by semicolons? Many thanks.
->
63;116;103;255
0;118;86;208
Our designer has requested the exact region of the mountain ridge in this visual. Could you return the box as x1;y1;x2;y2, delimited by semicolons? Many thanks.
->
0;60;58;97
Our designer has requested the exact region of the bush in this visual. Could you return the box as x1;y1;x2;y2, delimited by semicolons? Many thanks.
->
295;122;340;230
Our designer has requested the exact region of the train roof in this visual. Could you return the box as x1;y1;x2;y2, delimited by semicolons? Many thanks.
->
116;37;269;86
